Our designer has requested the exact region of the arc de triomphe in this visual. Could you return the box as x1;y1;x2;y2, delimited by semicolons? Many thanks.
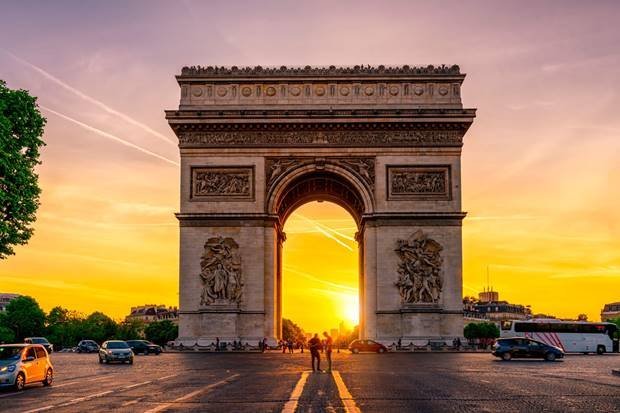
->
166;65;476;346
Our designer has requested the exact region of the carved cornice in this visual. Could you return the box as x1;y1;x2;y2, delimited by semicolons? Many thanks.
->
180;64;461;77
177;129;464;148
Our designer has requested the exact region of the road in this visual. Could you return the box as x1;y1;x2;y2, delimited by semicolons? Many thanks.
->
1;351;619;412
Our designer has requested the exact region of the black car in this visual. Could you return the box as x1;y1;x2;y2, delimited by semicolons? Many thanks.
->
77;340;100;353
24;337;53;354
126;340;162;355
492;337;564;361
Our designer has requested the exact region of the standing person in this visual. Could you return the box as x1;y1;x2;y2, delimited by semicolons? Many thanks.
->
308;333;322;372
300;342;304;353
288;339;294;354
215;337;220;352
323;331;333;372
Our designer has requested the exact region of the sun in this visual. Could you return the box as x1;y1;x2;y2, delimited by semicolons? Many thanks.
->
341;293;359;326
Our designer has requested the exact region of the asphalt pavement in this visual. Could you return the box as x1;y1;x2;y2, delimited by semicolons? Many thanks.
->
0;351;619;412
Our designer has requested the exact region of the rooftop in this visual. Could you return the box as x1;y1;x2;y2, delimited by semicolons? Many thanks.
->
179;64;462;77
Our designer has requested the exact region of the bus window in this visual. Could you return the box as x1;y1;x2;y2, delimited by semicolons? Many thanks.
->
501;321;512;331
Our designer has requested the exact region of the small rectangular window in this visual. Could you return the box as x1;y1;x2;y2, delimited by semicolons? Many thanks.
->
35;346;47;358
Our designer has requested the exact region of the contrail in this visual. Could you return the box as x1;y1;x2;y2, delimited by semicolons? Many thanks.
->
41;106;179;166
4;50;177;146
292;212;357;242
283;266;357;292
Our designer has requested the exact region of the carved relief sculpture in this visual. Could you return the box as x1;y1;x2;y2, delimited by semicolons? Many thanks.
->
265;157;375;191
191;167;254;200
199;236;243;306
395;230;443;304
388;166;450;200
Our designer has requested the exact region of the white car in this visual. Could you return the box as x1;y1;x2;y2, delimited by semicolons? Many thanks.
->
0;344;54;391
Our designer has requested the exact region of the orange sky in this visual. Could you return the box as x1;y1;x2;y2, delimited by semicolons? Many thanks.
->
0;2;619;328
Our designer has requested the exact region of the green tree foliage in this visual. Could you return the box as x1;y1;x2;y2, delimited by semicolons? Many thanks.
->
1;296;46;340
115;319;145;341
144;320;178;345
610;317;620;339
282;318;306;343
464;322;500;340
82;312;118;344
0;314;16;343
0;80;46;258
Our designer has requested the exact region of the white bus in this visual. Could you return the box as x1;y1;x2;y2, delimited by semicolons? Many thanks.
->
500;319;619;354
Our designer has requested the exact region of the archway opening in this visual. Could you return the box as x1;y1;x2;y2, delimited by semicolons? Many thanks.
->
281;201;359;345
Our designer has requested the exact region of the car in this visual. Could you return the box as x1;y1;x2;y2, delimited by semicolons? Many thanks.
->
0;344;54;391
126;340;162;355
98;340;134;364
24;337;53;354
492;337;565;361
77;340;100;353
349;339;388;354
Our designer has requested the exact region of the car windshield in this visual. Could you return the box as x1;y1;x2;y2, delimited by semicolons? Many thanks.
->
31;338;49;344
0;346;23;360
107;342;129;349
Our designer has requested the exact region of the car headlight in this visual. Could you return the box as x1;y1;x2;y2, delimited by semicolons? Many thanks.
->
107;350;113;355
0;365;16;373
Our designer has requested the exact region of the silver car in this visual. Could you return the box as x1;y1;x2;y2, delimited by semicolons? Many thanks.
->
0;344;54;391
99;340;134;364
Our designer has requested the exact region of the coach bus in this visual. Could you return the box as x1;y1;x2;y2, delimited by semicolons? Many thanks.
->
500;319;619;354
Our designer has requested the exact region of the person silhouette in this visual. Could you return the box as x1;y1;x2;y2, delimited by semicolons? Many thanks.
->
323;331;333;372
308;333;322;372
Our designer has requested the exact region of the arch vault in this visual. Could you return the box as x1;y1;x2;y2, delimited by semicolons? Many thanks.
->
166;65;476;346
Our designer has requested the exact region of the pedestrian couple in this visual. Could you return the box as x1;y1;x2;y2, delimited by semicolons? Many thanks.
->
308;331;332;373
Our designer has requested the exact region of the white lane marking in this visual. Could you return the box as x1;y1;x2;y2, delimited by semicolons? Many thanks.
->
0;391;25;399
143;373;239;413
156;373;179;381
332;370;361;413
281;371;310;413
20;372;182;412
121;399;141;407
124;380;152;389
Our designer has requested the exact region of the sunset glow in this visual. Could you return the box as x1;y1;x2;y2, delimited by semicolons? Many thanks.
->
0;1;618;327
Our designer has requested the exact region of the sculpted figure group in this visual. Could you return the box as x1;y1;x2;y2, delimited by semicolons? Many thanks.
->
395;230;443;304
199;236;243;305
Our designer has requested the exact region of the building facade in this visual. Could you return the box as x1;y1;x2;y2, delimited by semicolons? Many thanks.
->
463;290;531;322
0;293;20;312
166;65;476;345
126;305;179;325
601;302;620;321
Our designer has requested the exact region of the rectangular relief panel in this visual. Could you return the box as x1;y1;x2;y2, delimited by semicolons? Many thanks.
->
387;165;451;200
191;166;255;201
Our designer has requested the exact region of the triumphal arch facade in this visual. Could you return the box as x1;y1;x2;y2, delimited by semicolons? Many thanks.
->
166;65;476;346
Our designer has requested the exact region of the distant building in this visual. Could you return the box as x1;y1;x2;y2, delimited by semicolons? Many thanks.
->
0;293;20;312
463;289;531;322
478;287;499;303
601;302;620;321
126;304;178;325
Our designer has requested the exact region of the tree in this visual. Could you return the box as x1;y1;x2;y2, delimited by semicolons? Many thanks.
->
82;312;118;343
1;296;46;340
464;322;499;346
0;80;46;258
577;313;588;321
116;319;145;341
144;320;178;346
282;318;305;343
609;317;620;340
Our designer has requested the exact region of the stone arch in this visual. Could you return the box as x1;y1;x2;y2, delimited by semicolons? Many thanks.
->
266;162;375;226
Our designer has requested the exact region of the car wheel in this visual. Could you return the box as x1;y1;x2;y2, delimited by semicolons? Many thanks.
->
596;345;605;355
501;352;512;361
43;369;53;386
351;348;359;354
77;348;81;353
14;373;25;392
545;352;556;362
378;347;386;353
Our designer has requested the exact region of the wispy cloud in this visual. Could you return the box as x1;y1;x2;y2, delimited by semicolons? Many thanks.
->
283;266;357;293
4;50;177;147
42;106;179;166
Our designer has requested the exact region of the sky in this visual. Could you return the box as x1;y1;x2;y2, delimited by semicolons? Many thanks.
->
0;1;619;328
